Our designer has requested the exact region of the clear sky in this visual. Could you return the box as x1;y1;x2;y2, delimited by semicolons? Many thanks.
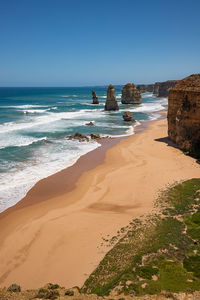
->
0;0;200;87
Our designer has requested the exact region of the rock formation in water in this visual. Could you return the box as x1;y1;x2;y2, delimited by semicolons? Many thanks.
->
92;90;99;104
105;85;119;111
85;121;94;126
146;84;154;92
153;80;178;97
168;74;200;157
121;83;142;104
123;111;135;122
68;132;89;142
136;84;146;93
90;133;100;139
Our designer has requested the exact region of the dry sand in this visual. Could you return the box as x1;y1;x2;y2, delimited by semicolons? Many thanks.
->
0;115;199;289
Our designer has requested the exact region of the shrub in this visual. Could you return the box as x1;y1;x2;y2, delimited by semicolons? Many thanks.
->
7;284;21;292
36;288;59;299
47;283;60;289
65;289;74;296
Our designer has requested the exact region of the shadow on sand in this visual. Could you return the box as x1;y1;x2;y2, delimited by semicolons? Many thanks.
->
154;136;179;148
155;136;200;164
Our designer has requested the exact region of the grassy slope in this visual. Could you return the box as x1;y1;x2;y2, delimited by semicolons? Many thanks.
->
82;179;200;296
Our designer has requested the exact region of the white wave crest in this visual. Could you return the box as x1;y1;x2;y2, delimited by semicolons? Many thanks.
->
0;109;101;134
0;139;100;212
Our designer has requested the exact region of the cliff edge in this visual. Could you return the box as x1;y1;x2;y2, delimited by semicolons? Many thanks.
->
168;74;200;157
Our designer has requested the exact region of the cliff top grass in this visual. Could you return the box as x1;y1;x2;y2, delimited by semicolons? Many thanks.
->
82;178;200;297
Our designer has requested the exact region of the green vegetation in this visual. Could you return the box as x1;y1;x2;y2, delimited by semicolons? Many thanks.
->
64;289;74;296
46;283;60;290
82;178;200;296
7;284;21;292
36;287;59;299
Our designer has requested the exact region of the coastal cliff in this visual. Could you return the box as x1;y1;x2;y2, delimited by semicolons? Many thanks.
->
136;84;155;93
154;80;178;97
136;84;146;93
168;74;200;157
105;85;119;111
121;83;142;104
146;84;154;92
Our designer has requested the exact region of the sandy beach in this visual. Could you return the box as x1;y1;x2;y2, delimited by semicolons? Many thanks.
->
0;114;199;290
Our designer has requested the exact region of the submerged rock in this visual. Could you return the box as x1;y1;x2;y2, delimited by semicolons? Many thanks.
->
121;83;142;104
68;132;89;142
168;74;200;157
105;85;119;111
85;121;94;126
92;90;99;104
123;111;135;122
90;133;100;139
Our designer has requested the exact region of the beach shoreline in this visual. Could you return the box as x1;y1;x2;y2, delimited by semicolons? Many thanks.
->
0;111;199;290
0;109;166;217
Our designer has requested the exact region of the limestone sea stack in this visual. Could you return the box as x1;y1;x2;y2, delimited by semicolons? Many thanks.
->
92;90;99;104
168;74;200;157
105;85;119;111
121;83;142;104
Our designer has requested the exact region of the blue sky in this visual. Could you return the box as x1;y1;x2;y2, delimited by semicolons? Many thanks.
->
0;0;200;86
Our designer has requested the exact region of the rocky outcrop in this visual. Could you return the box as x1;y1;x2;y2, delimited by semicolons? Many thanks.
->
90;133;100;139
154;81;178;97
168;74;200;157
105;85;119;111
136;84;146;93
121;83;142;104
1;285;200;300
123;111;135;122
68;132;89;142
92;90;99;104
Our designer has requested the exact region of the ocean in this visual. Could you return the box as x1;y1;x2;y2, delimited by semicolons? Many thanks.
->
0;86;167;212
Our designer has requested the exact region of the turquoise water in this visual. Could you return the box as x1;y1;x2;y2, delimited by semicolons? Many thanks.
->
0;87;167;212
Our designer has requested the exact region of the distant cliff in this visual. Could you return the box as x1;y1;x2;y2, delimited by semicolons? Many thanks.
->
135;81;177;97
154;80;178;97
136;84;146;93
168;74;200;157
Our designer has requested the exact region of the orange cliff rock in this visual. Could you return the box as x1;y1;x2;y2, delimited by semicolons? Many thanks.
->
121;83;142;104
105;85;119;111
168;74;200;156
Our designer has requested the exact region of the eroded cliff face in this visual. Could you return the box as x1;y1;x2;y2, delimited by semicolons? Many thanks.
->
146;84;154;92
168;74;200;156
105;85;119;111
136;84;146;93
121;83;142;104
153;81;178;97
158;80;178;97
